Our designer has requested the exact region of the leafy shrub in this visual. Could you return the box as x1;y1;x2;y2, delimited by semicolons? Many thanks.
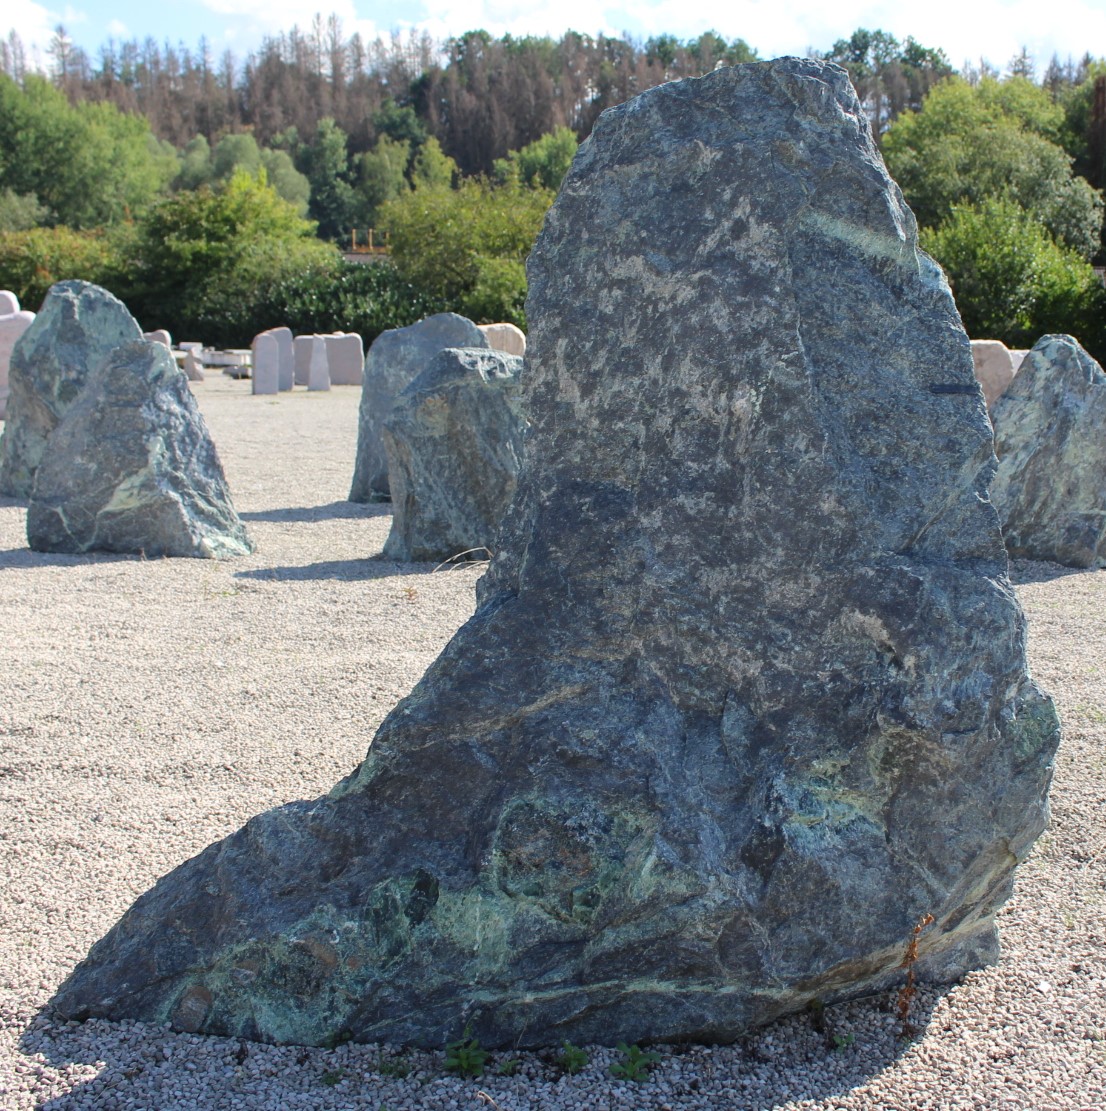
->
0;225;128;310
922;196;1106;360
222;259;444;348
121;170;336;340
381;178;553;328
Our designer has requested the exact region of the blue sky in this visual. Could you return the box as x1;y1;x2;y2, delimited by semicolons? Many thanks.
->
5;0;1105;77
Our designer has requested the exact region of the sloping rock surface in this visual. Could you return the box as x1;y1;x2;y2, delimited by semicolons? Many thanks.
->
27;340;253;558
0;281;141;497
53;59;1057;1050
991;333;1106;566
382;346;525;562
349;313;488;501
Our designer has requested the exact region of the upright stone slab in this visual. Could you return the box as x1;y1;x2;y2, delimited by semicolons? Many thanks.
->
383;347;525;562
27;340;253;558
293;335;314;386
970;340;1016;411
53;60;1057;1052
251;332;280;395
0;281;141;497
307;337;330;391
0;291;20;316
325;332;364;386
478;322;527;357
349;313;489;501
0;309;35;421
271;327;294;391
182;349;205;383
991;333;1106;566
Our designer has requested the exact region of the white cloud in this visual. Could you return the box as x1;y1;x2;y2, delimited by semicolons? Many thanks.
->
1;0;57;51
202;0;377;45
377;0;1106;74
106;18;128;37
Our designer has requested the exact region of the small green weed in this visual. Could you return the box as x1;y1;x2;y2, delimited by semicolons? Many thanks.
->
609;1041;661;1081
321;1068;345;1086
832;1032;855;1051
558;1040;589;1075
377;1055;411;1079
496;1057;521;1076
444;1024;489;1079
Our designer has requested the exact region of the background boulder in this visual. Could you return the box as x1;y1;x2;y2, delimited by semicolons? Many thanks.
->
991;333;1106;566
0;281;141;497
27;340;253;559
349;312;489;502
382;346;525;562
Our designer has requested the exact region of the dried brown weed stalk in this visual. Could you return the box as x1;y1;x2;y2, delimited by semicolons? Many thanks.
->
896;912;935;1039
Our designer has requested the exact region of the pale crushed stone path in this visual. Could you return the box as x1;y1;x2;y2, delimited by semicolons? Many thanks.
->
0;376;1103;1111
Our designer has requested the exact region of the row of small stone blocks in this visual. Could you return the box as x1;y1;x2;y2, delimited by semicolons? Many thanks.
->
249;323;527;397
250;328;365;394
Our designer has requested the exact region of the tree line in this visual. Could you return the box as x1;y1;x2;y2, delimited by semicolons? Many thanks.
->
0;22;1103;358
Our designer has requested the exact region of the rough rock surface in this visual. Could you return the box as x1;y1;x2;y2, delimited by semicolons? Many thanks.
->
349;313;489;501
970;339;1016;411
53;59;1057;1051
26;340;253;559
991;333;1106;567
0;280;141;496
382;346;525;562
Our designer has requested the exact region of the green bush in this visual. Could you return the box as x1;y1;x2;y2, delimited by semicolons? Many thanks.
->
922;196;1106;360
205;259;444;348
0;225;128;310
122;170;336;340
381;178;553;328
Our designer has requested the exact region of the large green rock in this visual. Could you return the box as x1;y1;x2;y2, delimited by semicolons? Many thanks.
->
53;59;1057;1049
27;340;253;559
991;334;1106;567
0;281;141;497
382;346;526;562
349;313;489;502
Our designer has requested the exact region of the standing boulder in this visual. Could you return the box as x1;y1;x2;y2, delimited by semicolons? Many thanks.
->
0;281;141;496
991;333;1106;566
52;60;1056;1051
349;313;489;501
27;340;253;559
383;347;525;562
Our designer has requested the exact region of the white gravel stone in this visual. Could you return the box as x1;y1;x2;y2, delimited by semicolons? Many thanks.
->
1;376;1104;1109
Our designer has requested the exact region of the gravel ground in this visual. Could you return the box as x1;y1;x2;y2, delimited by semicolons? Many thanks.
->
1;375;1104;1110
